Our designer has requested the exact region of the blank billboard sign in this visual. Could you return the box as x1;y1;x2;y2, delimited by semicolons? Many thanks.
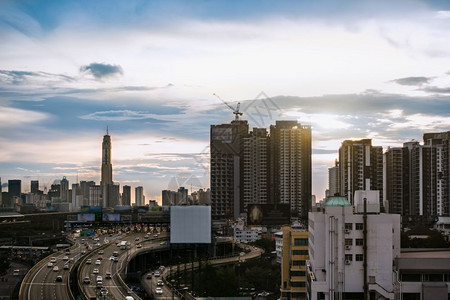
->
170;206;211;244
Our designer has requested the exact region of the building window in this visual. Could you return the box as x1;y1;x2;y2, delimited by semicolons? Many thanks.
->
345;223;353;230
356;254;363;261
294;238;308;246
291;293;306;298
291;281;306;287
356;239;364;246
293;260;306;266
356;223;364;230
293;250;308;255
345;254;353;261
345;238;353;246
290;271;306;276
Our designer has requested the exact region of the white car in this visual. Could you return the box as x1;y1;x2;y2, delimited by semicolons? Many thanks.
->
53;266;59;272
63;256;69;261
86;259;92;264
157;280;164;286
95;260;101;265
155;287;163;294
96;275;102;282
93;268;99;274
47;262;53;268
50;257;57;263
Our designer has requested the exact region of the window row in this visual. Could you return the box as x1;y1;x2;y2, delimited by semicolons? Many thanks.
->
345;238;364;246
345;223;364;230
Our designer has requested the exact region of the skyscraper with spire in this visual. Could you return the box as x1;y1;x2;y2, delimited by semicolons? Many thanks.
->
101;128;115;208
101;128;113;186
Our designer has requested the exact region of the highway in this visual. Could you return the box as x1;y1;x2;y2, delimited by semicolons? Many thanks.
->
140;244;263;299
19;241;82;300
78;232;151;299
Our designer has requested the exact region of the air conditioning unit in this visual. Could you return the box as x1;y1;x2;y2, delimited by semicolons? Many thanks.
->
345;245;351;250
345;260;351;265
345;229;351;234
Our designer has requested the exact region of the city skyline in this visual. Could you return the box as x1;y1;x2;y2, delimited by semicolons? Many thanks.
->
1;0;450;202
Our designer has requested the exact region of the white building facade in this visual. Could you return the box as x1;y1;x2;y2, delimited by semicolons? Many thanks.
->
307;196;401;300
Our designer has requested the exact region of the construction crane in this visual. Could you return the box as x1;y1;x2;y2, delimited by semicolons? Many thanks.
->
213;93;243;121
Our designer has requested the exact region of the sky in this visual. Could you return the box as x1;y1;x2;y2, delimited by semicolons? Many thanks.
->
1;0;450;203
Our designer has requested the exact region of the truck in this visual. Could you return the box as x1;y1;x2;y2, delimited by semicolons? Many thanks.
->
118;241;127;250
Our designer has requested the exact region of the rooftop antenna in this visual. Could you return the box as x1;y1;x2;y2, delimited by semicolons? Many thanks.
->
213;93;243;121
106;125;109;135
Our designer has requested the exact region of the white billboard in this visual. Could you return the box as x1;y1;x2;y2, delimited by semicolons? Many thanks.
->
170;206;211;244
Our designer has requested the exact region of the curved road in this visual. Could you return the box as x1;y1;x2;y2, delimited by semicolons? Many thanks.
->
19;242;82;300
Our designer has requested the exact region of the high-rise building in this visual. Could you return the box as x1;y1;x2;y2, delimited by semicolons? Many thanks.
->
72;183;83;210
0;177;2;207
89;185;102;207
242;127;269;211
280;224;309;300
328;160;339;197
80;181;95;206
122;185;131;206
210;120;249;218
101;131;113;186
8;180;21;200
100;130;116;208
31;180;39;194
307;196;401;300
60;176;69;202
385;146;409;215
338;139;383;208
270;121;312;221
135;186;144;206
385;131;450;217
210;119;312;221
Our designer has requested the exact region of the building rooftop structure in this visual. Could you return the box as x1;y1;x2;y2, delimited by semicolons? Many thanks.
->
323;196;351;207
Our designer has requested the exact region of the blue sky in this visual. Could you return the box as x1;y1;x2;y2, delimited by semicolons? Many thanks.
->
1;0;450;202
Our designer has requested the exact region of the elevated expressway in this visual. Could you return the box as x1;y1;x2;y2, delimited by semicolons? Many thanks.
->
78;232;169;299
19;241;82;300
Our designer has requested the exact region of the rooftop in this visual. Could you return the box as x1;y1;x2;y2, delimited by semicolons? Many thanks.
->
324;196;351;207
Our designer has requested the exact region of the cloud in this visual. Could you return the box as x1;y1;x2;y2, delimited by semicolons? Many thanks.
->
79;110;174;122
0;70;74;85
390;76;433;86
79;62;123;80
421;86;450;94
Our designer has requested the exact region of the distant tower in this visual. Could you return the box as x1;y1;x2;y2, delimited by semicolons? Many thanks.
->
101;129;113;186
122;185;131;206
135;186;144;206
31;180;39;194
101;129;114;207
60;176;69;201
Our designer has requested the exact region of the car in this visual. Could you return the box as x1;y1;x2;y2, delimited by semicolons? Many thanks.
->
159;266;165;271
96;275;102;282
135;237;140;241
63;256;69;261
113;251;119;257
98;250;104;254
13;269;20;276
136;244;142;248
55;275;63;282
83;277;90;284
81;250;86;255
113;257;118;262
110;256;115;261
95;260;101;265
53;266;59;272
160;241;166;245
100;288;108;296
63;264;69;270
155;287;163;294
105;272;111;279
97;256;103;260
69;257;74;263
154;271;160;277
47;262;53;268
96;280;103;289
146;274;152;279
86;259;92;264
93;268;99;274
50;257;57;263
125;297;134;300
157;280;164;286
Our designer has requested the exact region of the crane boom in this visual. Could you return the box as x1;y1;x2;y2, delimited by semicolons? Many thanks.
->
213;93;243;121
